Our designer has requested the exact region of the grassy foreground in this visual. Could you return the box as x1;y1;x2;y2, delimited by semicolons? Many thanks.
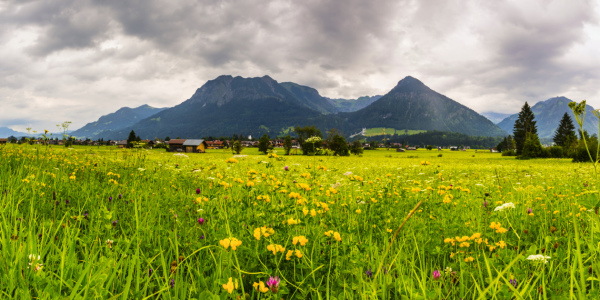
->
1;144;599;299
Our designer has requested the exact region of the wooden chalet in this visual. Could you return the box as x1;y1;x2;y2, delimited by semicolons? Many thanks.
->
117;140;128;148
206;140;224;149
182;139;208;153
0;138;7;144
168;139;186;152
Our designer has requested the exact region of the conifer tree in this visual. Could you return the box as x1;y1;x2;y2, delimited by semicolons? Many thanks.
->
513;102;537;155
553;112;577;147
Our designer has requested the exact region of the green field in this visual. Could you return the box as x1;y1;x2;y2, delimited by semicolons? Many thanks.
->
364;128;426;137
1;144;599;298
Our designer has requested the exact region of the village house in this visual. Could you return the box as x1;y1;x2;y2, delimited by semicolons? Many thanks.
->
168;139;186;152
206;140;224;149
0;138;7;145
117;140;128;148
183;139;208;153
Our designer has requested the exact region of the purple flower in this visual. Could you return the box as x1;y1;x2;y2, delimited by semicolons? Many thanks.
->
200;234;205;239
284;166;289;171
196;188;201;194
483;200;488;208
266;276;280;293
293;180;296;183
170;279;175;288
432;270;441;280
198;218;205;225
118;194;122;199
109;196;112;202
366;268;372;278
112;220;118;226
509;279;517;288
527;208;532;214
149;268;153;276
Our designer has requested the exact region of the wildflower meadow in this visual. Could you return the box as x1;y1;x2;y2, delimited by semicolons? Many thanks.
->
1;144;599;299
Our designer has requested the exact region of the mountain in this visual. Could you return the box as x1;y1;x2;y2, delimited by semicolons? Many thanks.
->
70;104;168;138
341;76;507;136
279;82;338;114
85;75;508;140
0;127;27;138
326;95;382;112
497;97;598;139
101;75;342;140
481;112;513;124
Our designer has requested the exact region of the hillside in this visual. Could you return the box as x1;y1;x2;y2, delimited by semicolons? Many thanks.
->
101;76;342;140
497;97;598;138
341;76;507;137
71;104;168;139
326;95;382;112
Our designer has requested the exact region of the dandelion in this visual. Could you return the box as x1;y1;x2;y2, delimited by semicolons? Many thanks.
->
266;276;280;294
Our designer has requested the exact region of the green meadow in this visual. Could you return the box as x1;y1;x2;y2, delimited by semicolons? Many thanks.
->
1;144;599;299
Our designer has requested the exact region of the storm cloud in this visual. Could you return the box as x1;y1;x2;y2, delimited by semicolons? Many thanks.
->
0;0;599;132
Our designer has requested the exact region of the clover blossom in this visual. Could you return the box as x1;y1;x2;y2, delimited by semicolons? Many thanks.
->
266;276;280;293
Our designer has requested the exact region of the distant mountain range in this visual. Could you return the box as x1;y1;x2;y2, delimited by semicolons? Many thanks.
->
70;105;168;138
69;75;507;140
482;112;513;124
0;127;28;138
497;97;598;139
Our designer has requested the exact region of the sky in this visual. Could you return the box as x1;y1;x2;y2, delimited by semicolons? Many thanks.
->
1;0;599;132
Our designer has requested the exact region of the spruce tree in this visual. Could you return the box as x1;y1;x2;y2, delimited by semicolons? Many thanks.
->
127;130;137;148
553;112;576;147
513;102;537;155
258;134;270;154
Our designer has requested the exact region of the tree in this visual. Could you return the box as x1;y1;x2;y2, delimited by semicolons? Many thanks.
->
231;140;243;154
127;130;137;148
258;134;271;154
295;126;322;155
553;112;577;147
327;130;349;156
513;102;538;155
350;140;364;155
520;133;543;159
165;136;170;141
283;135;292;155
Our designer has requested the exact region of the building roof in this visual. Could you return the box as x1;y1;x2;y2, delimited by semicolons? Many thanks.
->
117;140;127;145
168;139;186;145
182;139;206;146
0;138;7;142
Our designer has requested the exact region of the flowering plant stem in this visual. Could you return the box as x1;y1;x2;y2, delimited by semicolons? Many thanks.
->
371;199;423;293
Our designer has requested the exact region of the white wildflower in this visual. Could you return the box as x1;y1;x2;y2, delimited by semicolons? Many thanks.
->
527;255;551;263
138;168;145;172
343;172;353;176
494;202;515;212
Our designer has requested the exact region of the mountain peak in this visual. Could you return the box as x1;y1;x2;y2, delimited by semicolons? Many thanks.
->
391;76;430;93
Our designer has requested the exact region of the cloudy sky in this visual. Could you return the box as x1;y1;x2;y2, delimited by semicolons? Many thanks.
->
1;0;599;132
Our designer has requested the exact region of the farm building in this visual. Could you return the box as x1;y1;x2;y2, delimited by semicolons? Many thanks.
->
183;139;208;153
117;140;127;148
206;140;224;149
0;138;7;144
168;139;186;152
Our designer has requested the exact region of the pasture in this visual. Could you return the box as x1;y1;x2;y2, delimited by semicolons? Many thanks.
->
0;144;598;299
